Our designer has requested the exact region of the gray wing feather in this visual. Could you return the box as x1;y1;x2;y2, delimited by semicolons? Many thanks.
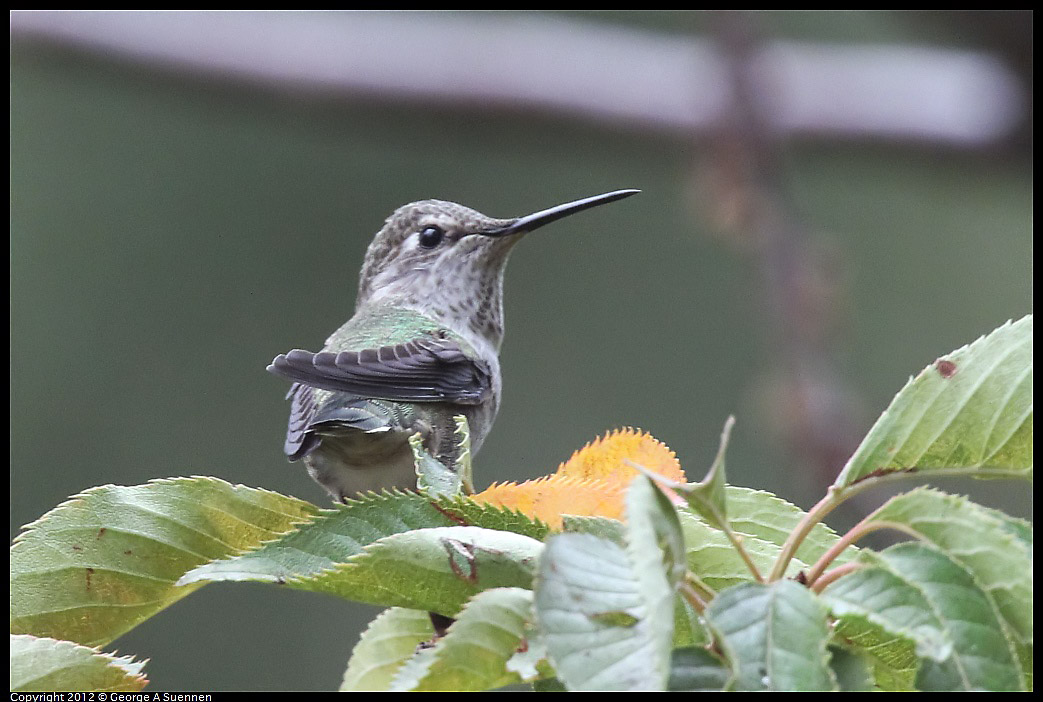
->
284;383;322;459
283;383;403;460
268;338;492;404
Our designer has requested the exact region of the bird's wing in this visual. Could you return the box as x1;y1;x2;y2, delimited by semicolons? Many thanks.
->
284;383;322;459
283;383;407;459
268;336;493;405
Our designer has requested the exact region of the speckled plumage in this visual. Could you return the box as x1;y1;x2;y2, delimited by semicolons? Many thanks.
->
268;190;639;501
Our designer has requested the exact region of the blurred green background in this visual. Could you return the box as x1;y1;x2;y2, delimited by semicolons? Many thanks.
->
11;10;1031;691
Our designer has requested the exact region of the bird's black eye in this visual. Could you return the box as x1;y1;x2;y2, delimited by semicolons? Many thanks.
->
418;226;445;249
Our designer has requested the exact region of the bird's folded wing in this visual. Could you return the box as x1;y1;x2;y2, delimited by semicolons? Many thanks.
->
267;337;492;405
284;382;322;459
283;383;402;459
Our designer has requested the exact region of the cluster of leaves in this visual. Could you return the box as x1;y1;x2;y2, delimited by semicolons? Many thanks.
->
10;316;1032;691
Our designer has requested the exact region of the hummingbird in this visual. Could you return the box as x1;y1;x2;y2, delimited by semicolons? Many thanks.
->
267;189;640;501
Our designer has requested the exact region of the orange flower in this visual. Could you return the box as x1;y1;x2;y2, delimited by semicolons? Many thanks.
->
472;428;685;529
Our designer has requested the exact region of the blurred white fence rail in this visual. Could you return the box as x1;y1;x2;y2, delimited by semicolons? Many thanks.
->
10;10;1024;146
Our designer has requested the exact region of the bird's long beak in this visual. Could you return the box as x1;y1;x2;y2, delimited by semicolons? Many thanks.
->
480;189;640;237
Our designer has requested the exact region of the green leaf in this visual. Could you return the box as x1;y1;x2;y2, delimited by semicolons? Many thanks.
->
341;608;434;692
534;532;669;691
435;495;551;541
626;474;687;590
411;432;460;497
823;559;952;663
532;677;568;691
560;515;626;543
181;491;551;588
877;543;1025;691
822;556;952;691
834;315;1032;488
674;416;735;529
411;414;475;497
724;487;859;569
10;634;148;692
390;587;535;691
825;493;1033;692
622;475;686;683
679;510;802;589
830;612;920;691
667;646;732;691
676;486;861;591
863;483;1026;655
860;488;1032;647
978;503;1033;550
452;414;475;494
827;645;875;692
10;477;317;646
705;580;837;691
287;526;542;616
673;594;710;648
179;491;461;586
